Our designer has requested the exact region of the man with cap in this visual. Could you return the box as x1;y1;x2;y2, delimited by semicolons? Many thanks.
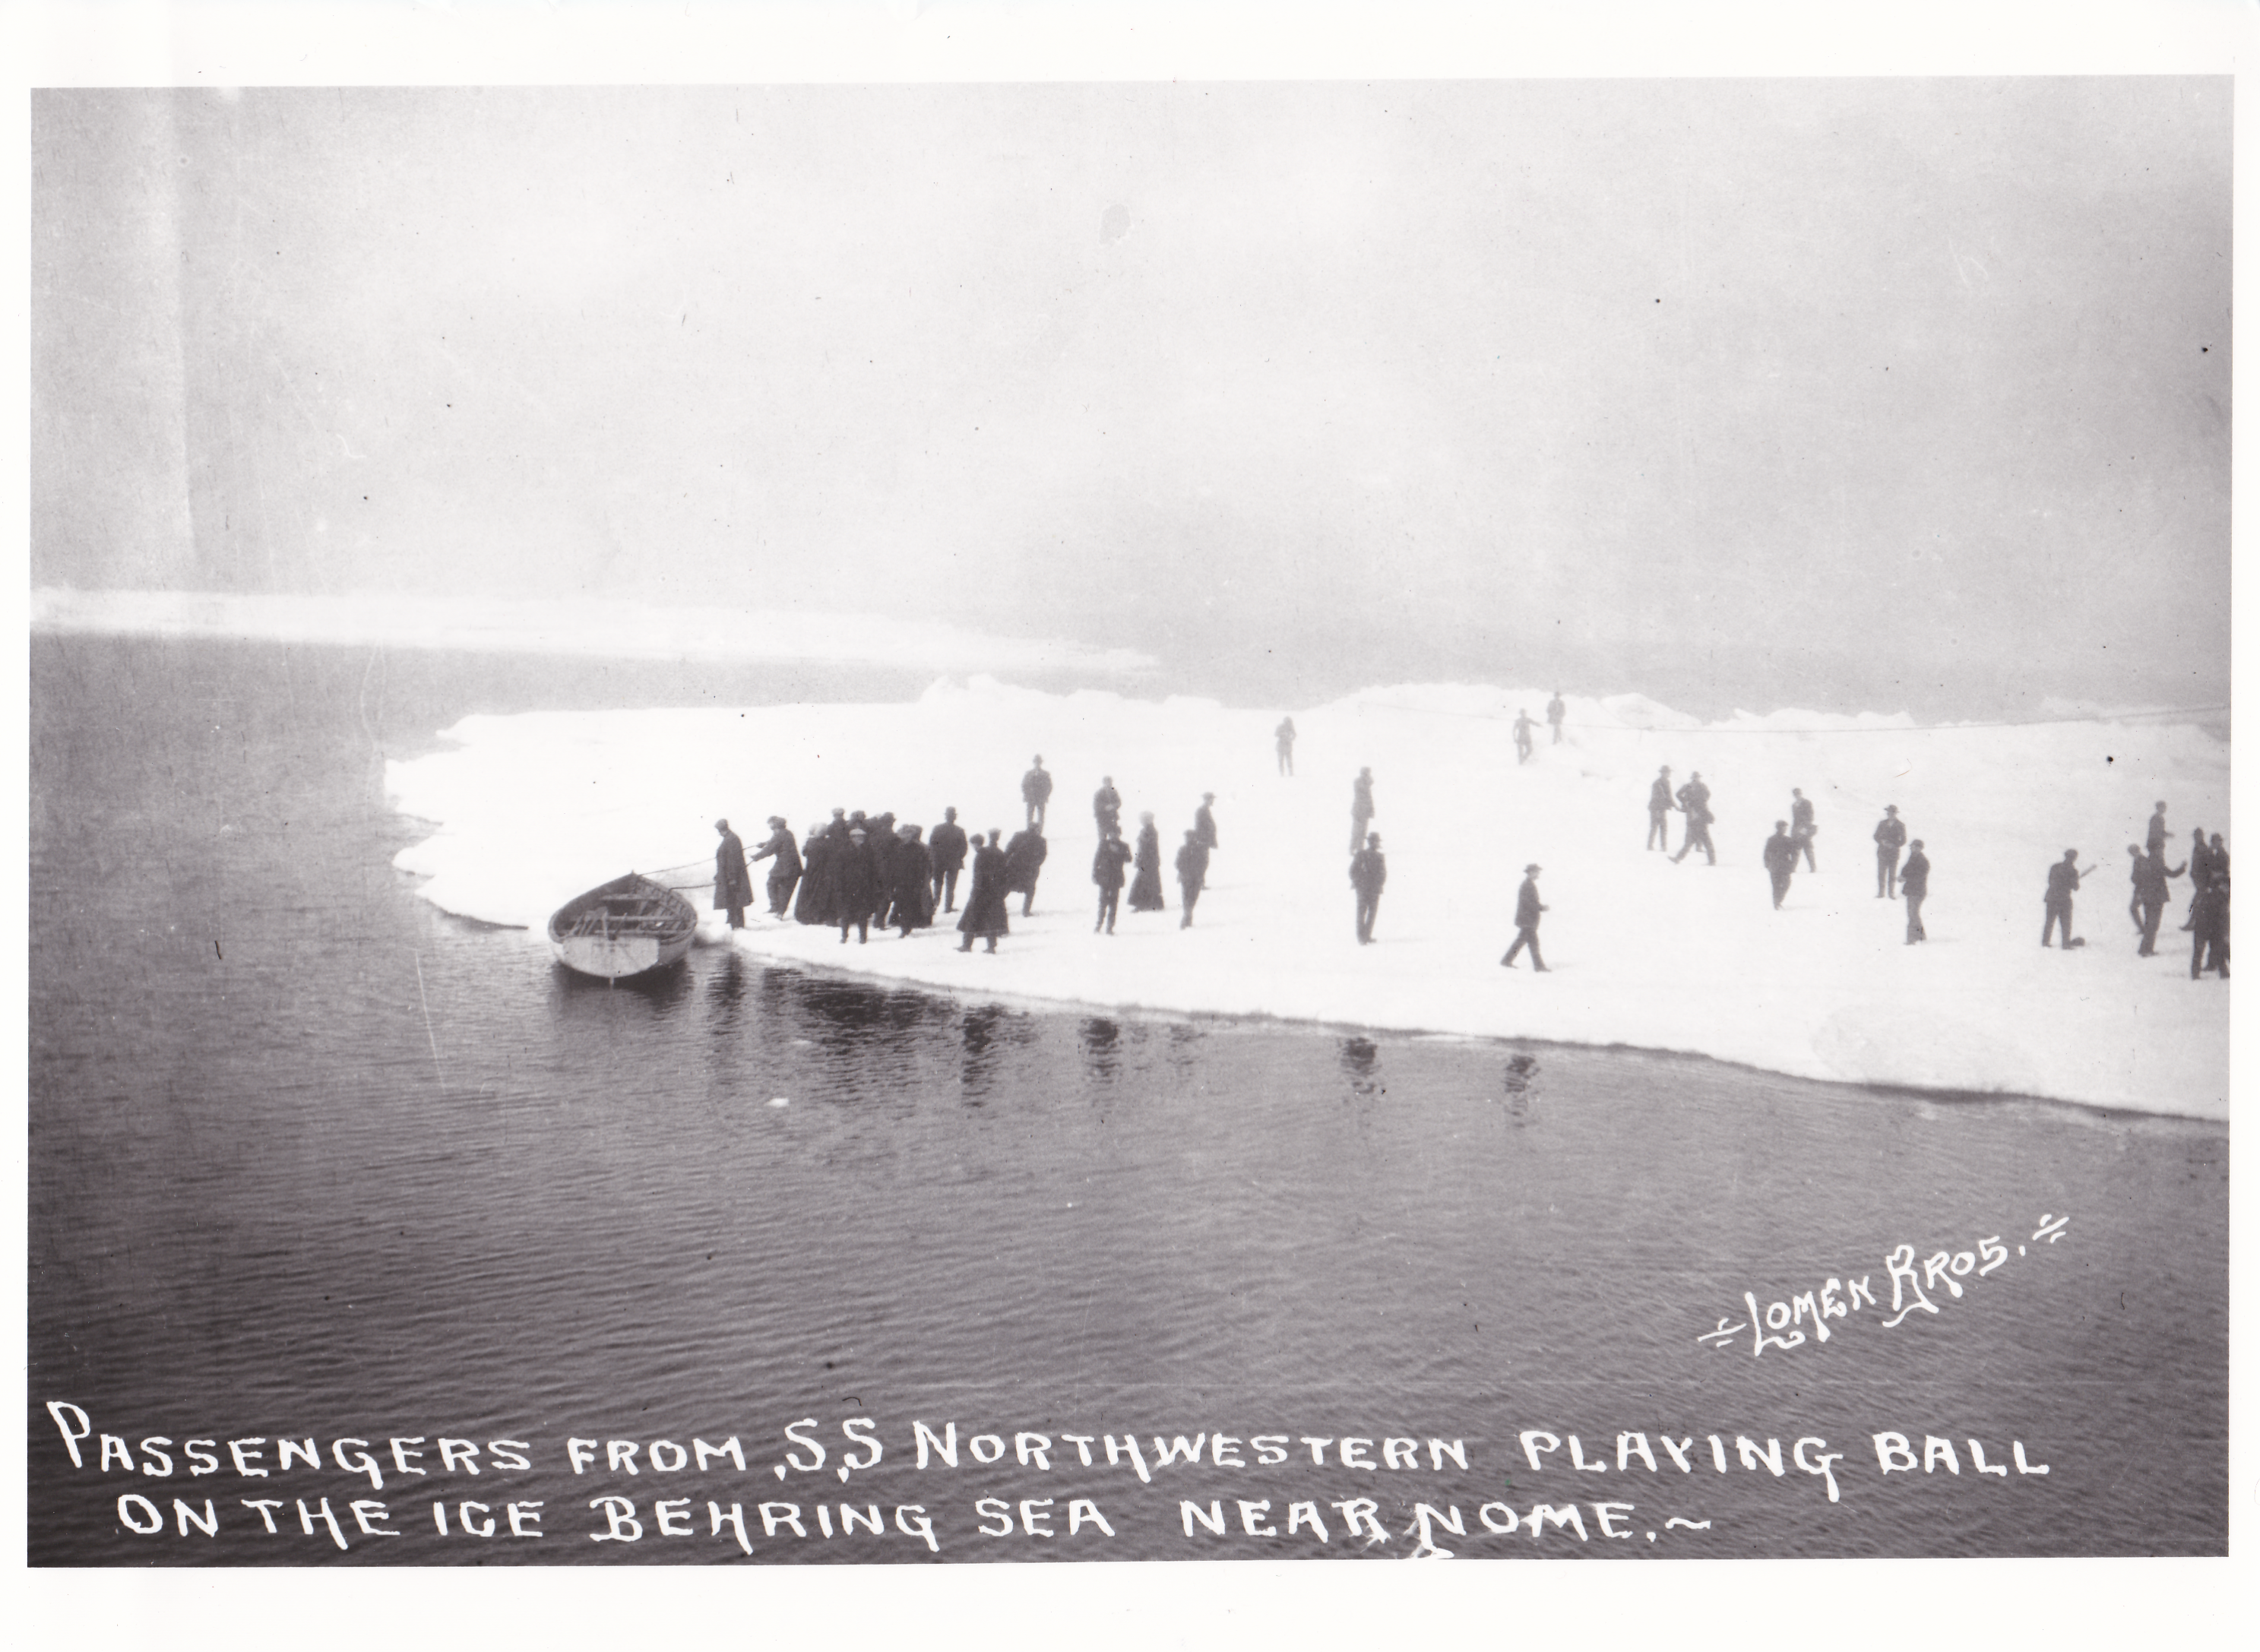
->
1175;828;1211;928
2042;849;2090;948
1873;805;1907;898
2127;840;2186;957
1647;766;1676;851
1092;821;1132;934
928;806;969;913
1501;863;1549;970
1021;755;1053;829
1901;839;1930;942
1763;820;1799;909
834;825;878;945
1350;831;1387;944
1093;776;1122;837
1350;767;1375;854
750;815;802;917
713;818;754;929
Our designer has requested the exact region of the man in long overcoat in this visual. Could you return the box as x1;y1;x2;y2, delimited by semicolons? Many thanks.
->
1022;758;1053;829
1901;840;1931;942
713;818;754;929
1093;777;1122;837
890;824;935;935
929;807;969;913
1175;831;1210;928
1763;821;1799;909
1500;862;1547;969
1128;813;1166;912
2127;841;2186;957
956;833;1011;952
1874;805;1907;898
834;827;879;945
1350;832;1387;943
1005;828;1049;916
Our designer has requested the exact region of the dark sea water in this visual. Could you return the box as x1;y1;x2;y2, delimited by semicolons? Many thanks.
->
27;634;2227;1565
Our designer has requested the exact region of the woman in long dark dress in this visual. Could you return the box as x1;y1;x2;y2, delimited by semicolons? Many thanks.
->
956;834;1011;952
1127;812;1166;912
793;824;835;925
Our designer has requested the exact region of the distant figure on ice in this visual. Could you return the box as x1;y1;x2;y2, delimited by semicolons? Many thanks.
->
1790;788;1817;872
1176;830;1210;928
1873;805;1907;898
2126;841;2185;957
2209;833;2229;879
1350;767;1376;853
752;815;802;916
793;821;837;926
835;826;878;945
2182;828;2213;929
2042;850;2091;949
1350;832;1387;944
928;807;969;913
1194;793;1219;863
1092;777;1122;837
888;824;935;935
1022;756;1053;829
1763;821;1799;909
1275;716;1297;777
1513;710;1537;764
1546;691;1566;744
713;818;754;929
1092;823;1132;934
2147;802;2171;859
1671;772;1715;865
1128;812;1166;913
1648;766;1676;851
2190;872;2230;979
1004;828;1049;916
956;834;1010;953
1901;840;1930;943
1500;863;1548;970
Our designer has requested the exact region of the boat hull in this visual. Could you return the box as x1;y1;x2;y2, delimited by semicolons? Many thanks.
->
549;929;695;980
547;872;699;981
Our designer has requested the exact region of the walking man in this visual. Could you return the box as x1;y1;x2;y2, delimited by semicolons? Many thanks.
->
713;818;754;929
1513;710;1537;764
751;815;802;917
1021;756;1053;829
1500;862;1548;970
928;807;969;913
1175;829;1211;928
1350;767;1375;854
1763;820;1799;909
2128;841;2186;957
1874;805;1907;898
1546;691;1567;745
1350;831;1387;944
1670;771;1715;865
1790;788;1817;872
1901;839;1930;942
1648;766;1676;851
1275;716;1297;777
1092;824;1132;934
2042;849;2088;949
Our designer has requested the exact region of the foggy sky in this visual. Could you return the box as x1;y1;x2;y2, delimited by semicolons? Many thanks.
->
30;81;2230;717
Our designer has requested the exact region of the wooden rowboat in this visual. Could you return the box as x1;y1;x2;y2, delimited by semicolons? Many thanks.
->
548;872;699;980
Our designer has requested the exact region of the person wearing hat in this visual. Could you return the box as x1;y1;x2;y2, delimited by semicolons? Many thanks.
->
1350;831;1388;944
2146;801;2171;859
1546;690;1567;745
1501;863;1549;970
1873;805;1908;898
751;815;802;917
1350;767;1376;854
1193;792;1219;867
1647;765;1676;851
1021;756;1053;830
1175;828;1211;928
1092;821;1132;934
1763;820;1799;910
834;826;880;944
2190;870;2230;979
713;818;754;930
1901;839;1931;943
1093;776;1123;837
2125;840;2185;957
928;806;969;913
1790;788;1817;872
956;832;1011;953
2042;848;2091;948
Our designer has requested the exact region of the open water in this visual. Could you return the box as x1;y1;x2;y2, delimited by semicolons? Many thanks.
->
27;634;2227;1563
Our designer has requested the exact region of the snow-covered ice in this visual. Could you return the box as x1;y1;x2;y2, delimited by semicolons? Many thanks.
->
388;679;2230;1119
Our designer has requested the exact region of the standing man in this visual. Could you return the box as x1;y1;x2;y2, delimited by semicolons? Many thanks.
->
2129;841;2186;957
713;818;755;930
955;833;1011;954
1670;771;1715;865
1500;863;1548;970
834;825;878;945
1021;756;1053;829
1512;710;1537;764
1763;821;1799;910
1873;805;1907;898
1790;788;1818;872
1350;832;1387;944
1092;823;1132;935
1004;827;1049;916
1901;839;1930;942
751;815;802;917
1092;776;1122;837
2146;802;2171;859
1175;829;1211;929
2191;872;2230;979
2042;849;2087;949
928;807;969;913
1648;766;1676;851
1350;767;1375;854
1275;716;1297;777
1194;793;1220;866
1546;690;1567;745
2182;828;2214;929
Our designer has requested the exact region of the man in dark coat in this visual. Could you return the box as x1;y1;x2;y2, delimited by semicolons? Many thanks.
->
1350;832;1387;944
1670;772;1714;865
866;813;899;931
1790;788;1817;872
2128;841;2186;956
793;821;837;925
834;826;878;945
1275;716;1296;777
2042;849;2088;948
1175;830;1210;928
1901;840;1930;942
2182;828;2213;929
1648;766;1676;851
1128;813;1166;912
890;824;935;935
1546;691;1566;745
751;815;802;917
1350;767;1375;853
1093;777;1122;837
1193;793;1219;866
1022;757;1053;829
1763;820;1799;909
1004;828;1049;916
2146;802;2171;859
956;834;1011;953
1500;862;1548;970
928;807;969;913
2191;872;2230;979
1873;805;1907;897
1092;824;1132;934
713;818;755;929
